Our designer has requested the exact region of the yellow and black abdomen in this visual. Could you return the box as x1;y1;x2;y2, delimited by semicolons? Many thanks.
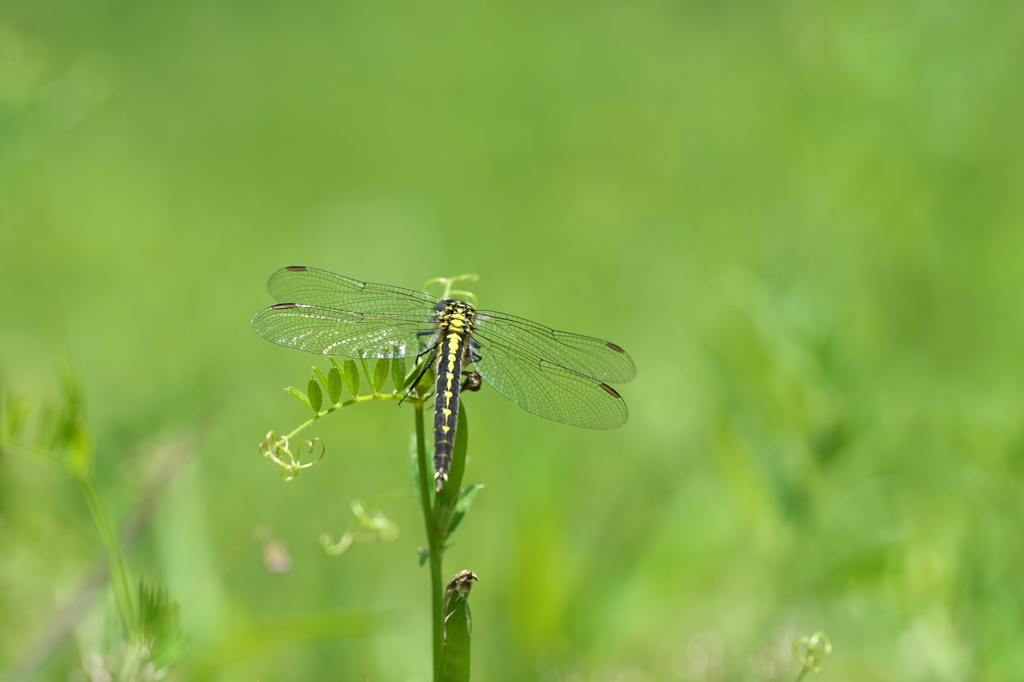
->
431;300;476;491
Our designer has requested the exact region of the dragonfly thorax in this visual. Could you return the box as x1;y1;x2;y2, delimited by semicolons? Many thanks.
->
435;299;477;338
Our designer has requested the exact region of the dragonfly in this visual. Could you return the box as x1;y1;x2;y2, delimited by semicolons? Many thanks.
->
252;266;636;491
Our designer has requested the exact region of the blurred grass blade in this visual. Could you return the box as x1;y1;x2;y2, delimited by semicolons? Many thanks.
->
0;391;29;441
139;577;181;666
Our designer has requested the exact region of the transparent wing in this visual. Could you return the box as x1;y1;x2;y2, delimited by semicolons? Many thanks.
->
266;266;439;315
252;303;440;359
471;337;628;429
474;310;636;383
254;267;634;427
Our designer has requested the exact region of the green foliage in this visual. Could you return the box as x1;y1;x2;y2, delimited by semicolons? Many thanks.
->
391;357;408;392
320;497;401;556
372;358;389;394
445;484;483;543
438;570;480;682
256;351;482;679
793;632;832;681
327;365;344;403
0;374;185;680
340;358;360;397
138;578;182;668
3;0;1023;678
306;375;323;412
286;386;312;410
259;431;326;481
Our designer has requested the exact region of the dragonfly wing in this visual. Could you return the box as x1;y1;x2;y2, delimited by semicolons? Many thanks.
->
267;266;438;314
471;339;628;429
474;310;635;384
255;268;634;427
252;303;440;359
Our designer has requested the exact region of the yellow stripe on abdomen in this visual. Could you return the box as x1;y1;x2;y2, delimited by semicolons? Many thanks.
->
432;330;465;491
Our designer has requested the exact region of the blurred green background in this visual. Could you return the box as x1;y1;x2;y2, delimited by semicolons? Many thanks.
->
2;0;1022;679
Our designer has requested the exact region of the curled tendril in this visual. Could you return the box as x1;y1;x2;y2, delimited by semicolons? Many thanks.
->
424;273;480;305
258;431;326;481
320;499;400;555
350;500;400;541
793;631;832;675
320;532;355;556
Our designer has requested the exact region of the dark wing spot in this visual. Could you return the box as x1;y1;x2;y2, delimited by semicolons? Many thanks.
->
271;303;300;309
285;265;308;271
606;342;627;353
599;383;622;398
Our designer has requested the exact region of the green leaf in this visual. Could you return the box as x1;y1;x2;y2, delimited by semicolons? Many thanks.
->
312;366;329;392
327;366;343;404
359;358;372;391
417;363;436;395
307;378;323;413
445;484;484;542
391;357;407;392
373;359;389;393
287;387;312;409
342;358;360;396
438;570;479;682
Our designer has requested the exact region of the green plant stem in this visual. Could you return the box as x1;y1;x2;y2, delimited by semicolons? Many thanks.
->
287;393;404;441
414;401;444;679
